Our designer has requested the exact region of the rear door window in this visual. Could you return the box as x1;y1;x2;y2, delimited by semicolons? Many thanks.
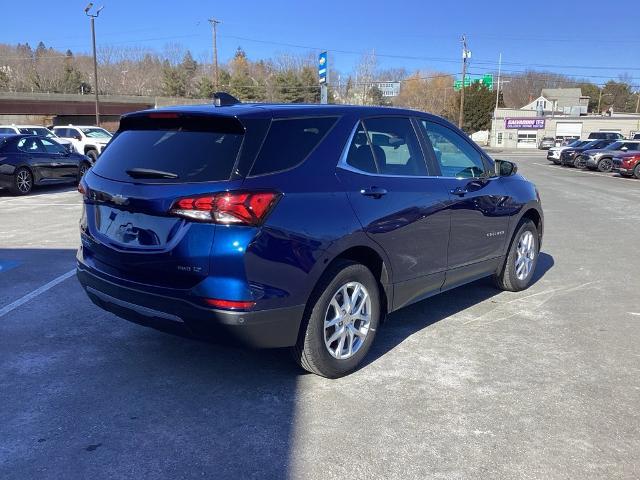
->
92;129;244;183
249;117;337;176
362;117;428;176
17;137;45;153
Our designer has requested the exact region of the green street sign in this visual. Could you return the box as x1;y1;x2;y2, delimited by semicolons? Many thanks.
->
454;74;493;91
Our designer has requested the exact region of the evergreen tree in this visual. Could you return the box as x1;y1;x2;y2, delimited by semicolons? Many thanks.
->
161;60;188;97
461;82;495;133
195;77;216;99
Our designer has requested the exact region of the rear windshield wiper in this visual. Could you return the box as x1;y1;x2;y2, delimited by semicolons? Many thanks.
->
125;168;179;179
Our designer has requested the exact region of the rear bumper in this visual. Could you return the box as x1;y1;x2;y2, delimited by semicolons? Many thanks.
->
77;263;305;348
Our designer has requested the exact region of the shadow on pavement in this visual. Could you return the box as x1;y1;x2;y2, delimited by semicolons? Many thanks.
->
0;247;300;479
366;252;554;366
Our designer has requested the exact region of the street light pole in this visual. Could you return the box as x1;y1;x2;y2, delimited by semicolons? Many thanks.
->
85;3;104;126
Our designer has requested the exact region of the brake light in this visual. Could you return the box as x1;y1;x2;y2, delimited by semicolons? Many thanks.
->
170;191;280;225
203;298;255;310
147;112;180;119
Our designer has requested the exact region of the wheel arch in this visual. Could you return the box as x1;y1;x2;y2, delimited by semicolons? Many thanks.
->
518;206;543;249
308;242;393;324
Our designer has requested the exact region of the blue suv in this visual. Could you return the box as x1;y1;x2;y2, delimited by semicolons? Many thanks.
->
77;103;543;378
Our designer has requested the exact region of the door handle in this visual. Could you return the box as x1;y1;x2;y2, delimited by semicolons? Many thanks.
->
450;186;468;197
360;186;388;199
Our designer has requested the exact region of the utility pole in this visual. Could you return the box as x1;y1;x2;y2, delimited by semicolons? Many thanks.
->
636;92;639;113
494;52;502;112
597;88;603;114
208;18;221;90
458;35;470;130
84;3;104;126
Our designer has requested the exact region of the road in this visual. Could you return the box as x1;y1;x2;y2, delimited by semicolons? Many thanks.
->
1;151;639;479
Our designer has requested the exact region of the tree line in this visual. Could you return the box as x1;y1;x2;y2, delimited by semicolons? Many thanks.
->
1;41;638;133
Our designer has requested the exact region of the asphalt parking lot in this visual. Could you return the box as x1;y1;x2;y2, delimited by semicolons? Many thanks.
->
1;151;639;479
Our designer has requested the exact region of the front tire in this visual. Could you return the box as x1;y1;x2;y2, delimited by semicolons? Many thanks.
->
633;163;640;179
494;219;539;292
597;157;613;172
11;167;33;195
78;162;90;182
292;260;381;378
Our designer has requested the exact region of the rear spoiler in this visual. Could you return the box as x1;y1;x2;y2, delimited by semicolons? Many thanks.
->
119;111;245;134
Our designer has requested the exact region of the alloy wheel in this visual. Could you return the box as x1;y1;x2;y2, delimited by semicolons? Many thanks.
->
515;230;536;281
599;159;612;172
323;282;371;360
16;170;32;193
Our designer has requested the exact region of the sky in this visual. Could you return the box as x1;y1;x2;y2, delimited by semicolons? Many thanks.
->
2;0;640;88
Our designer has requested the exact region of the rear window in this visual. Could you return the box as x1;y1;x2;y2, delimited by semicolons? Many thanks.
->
249;117;337;176
92;129;243;183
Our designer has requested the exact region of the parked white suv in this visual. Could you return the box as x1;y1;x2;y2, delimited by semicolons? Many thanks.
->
0;125;74;152
51;125;112;161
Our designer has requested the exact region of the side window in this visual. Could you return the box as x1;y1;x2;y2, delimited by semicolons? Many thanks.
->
40;138;66;154
0;127;16;134
249;117;337;176
17;137;44;153
345;122;377;174
363;117;428;176
54;128;67;138
420;121;487;178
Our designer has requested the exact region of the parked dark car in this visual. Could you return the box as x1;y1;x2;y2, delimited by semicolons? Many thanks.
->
560;139;615;167
547;139;590;164
587;131;624;140
0;134;93;195
76;103;544;378
612;151;640;178
578;140;640;171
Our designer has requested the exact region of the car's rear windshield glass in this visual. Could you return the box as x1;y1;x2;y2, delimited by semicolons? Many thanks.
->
82;128;112;139
249;116;337;176
92;129;243;183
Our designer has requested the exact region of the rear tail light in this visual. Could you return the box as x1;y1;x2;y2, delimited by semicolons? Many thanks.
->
78;179;88;196
170;191;281;225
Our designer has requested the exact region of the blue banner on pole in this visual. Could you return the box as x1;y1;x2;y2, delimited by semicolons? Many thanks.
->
318;51;328;84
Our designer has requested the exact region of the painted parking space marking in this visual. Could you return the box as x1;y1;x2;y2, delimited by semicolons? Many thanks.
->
0;269;76;318
532;163;639;182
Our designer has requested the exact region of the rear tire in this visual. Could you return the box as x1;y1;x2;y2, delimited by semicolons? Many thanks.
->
633;163;640;179
10;167;33;195
292;260;381;378
86;150;98;162
494;219;539;292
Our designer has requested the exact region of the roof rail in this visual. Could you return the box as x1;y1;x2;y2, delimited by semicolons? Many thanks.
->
212;92;241;107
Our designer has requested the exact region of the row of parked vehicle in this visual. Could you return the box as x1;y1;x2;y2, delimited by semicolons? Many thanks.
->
546;135;640;179
0;124;112;195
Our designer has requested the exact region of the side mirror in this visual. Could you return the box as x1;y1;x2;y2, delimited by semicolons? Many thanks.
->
74;135;82;141
495;159;518;177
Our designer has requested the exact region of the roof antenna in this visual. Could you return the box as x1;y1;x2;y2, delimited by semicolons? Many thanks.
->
213;92;240;107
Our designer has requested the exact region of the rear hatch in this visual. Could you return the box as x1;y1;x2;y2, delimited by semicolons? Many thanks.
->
80;111;252;289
